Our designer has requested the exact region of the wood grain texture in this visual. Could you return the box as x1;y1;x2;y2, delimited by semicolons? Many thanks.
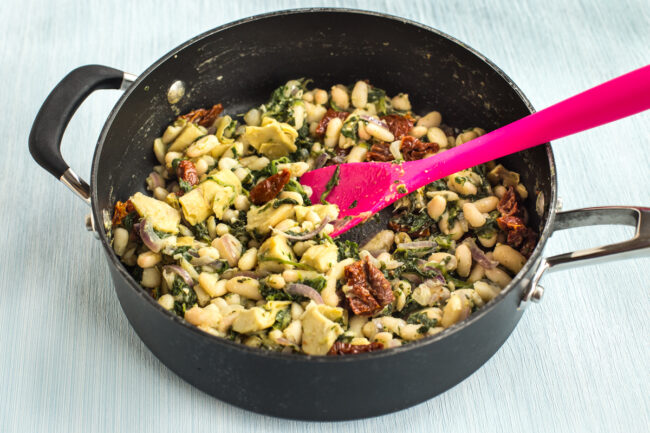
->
1;0;648;431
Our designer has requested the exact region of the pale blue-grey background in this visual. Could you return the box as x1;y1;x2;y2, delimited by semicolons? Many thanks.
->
1;0;648;432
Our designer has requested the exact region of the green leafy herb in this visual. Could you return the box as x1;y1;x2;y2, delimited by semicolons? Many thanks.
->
320;165;341;204
171;158;182;171
171;277;197;317
273;197;299;208
302;276;327;293
121;211;139;232
179;179;193;193
172;246;195;262
153;228;172;238
259;256;316;271
284;179;312;206
272;309;292;330
192;222;211;242
335;239;360;261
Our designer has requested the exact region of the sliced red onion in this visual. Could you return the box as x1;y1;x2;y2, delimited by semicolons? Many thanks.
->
271;216;331;241
314;152;329;169
463;238;498;269
401;273;423;285
220;269;270;280
275;337;296;347
416;260;446;284
285;283;324;304
330;154;346;164
397;241;438;250
360;114;388;129
190;255;220;267
146;171;164;191
163;265;194;287
139;219;163;253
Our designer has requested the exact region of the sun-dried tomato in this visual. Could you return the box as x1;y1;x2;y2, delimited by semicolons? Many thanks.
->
497;186;519;217
496;186;538;257
380;114;414;140
366;142;394;162
249;169;291;205
400;135;439;161
176;160;199;186
344;260;395;316
180;104;224;127
315;109;349;136
112;200;135;226
327;341;384;355
365;261;394;306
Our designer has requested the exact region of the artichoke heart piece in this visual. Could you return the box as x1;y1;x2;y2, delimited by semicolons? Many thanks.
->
130;192;180;233
300;243;338;273
246;201;295;235
201;179;235;219
258;235;295;272
167;122;206;152
178;187;212;225
241;117;298;159
232;301;291;333
301;302;344;355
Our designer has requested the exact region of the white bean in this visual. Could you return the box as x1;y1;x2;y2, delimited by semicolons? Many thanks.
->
473;196;499;213
474;281;501;302
493;185;507;198
153;138;166;164
455;244;472;277
467;264;485;283
478;232;498;248
267;274;286;289
441;294;470;328
365;121;394;142
409;125;428;138
199;273;227;297
313;89;328;105
218;157;238;171
234;167;249;182
416;111;441;128
226;277;261;300
351;81;368;108
330;85;350;109
153;187;169;201
427;195;447;220
324;117;343;148
485;267;512;288
234;194;250;211
391;93;411;111
244;108;261;126
216;223;229;236
462;202;486;227
113;228;129;256
158;294;174;310
516;183;528;199
141;267;161;289
427;127;448;148
428;252;457;271
493;244;526;274
357;122;371;140
346;145;368;163
137;251;162;268
238;248;258;271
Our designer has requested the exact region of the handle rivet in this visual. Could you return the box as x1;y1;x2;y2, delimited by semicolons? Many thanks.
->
167;80;185;104
85;213;99;239
530;285;545;302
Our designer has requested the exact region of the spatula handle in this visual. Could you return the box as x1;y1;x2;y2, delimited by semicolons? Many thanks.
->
403;64;650;190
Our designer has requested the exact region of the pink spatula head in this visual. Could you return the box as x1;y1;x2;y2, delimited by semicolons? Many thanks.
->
301;64;650;237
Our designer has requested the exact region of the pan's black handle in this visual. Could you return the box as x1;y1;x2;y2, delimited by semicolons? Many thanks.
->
29;65;136;204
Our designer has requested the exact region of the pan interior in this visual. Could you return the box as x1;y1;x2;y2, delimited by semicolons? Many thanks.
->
94;10;553;286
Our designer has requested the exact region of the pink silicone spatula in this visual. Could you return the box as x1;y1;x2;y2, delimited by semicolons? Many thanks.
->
300;65;650;237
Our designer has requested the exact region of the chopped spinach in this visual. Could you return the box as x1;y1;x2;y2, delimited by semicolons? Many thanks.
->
121;211;139;232
284;180;312;206
191;221;211;242
335;239;360;261
272;309;292;330
179;179;193;193
171;277;197;317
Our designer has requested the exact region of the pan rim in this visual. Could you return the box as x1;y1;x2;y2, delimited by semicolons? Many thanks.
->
91;7;558;363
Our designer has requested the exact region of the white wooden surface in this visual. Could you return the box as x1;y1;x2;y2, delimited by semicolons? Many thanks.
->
1;0;648;431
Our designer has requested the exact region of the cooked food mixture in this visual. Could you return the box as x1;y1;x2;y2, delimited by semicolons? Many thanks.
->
110;79;537;355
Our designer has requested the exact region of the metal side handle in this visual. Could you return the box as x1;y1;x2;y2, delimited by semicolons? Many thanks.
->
523;206;650;303
29;65;137;204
